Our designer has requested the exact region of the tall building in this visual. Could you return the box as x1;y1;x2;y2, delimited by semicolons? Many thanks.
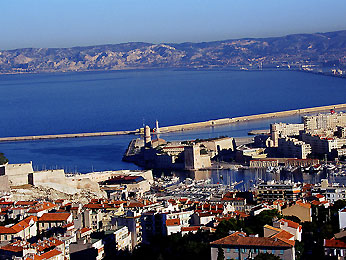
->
270;123;304;147
257;180;301;201
144;125;152;148
303;112;346;132
300;133;344;157
278;137;311;159
184;145;211;170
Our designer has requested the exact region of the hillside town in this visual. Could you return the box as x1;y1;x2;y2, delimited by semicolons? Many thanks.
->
2;111;346;259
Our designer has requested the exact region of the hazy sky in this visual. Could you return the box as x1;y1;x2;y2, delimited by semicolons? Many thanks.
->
1;0;346;50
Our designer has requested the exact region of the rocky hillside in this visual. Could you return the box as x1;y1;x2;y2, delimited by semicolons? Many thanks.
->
1;30;346;73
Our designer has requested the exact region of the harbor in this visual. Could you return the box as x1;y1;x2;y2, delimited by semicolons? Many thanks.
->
0;103;345;142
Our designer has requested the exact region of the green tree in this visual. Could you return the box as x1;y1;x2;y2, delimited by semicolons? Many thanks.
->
217;246;225;260
254;252;280;260
283;215;301;224
0;152;8;165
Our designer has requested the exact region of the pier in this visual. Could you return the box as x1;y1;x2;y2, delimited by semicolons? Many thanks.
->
0;130;136;142
158;103;346;133
1;103;346;142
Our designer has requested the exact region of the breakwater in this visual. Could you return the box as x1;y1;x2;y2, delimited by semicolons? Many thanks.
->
1;103;345;142
158;103;346;133
0;131;136;142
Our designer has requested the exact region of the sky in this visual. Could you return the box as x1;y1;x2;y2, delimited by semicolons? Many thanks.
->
1;0;346;50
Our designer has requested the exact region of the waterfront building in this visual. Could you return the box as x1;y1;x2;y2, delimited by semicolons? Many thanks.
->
270;123;304;147
257;181;301;202
250;158;319;168
278;137;311;159
184;145;211;170
300;132;346;158
235;146;267;163
250;158;279;168
144;125;152;148
303;112;346;132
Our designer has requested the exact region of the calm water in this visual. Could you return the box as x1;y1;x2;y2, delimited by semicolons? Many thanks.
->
0;70;345;176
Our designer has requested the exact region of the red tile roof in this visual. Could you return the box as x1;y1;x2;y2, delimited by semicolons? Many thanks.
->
38;213;71;222
211;235;294;248
0;216;37;234
28;202;57;213
166;218;181;226
40;249;62;260
80;227;92;234
0;244;23;252
278;219;301;229
325;238;346;248
33;238;64;252
296;202;311;209
181;226;199;232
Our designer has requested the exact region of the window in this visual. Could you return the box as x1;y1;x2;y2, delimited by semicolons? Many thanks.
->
226;248;230;253
235;248;239;253
263;249;267;253
280;250;284;255
272;250;275;254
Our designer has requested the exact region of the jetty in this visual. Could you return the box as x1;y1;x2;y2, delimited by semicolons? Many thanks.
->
158;103;346;133
0;130;136;142
1;103;346;142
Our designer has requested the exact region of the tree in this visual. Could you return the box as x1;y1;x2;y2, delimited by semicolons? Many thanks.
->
254;252;280;260
283;215;301;224
0;152;8;165
217;246;225;260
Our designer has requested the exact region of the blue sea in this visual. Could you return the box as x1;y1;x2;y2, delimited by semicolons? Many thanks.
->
0;70;345;177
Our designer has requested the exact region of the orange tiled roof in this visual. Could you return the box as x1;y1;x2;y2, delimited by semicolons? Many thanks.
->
33;238;64;252
40;249;62;260
0;244;23;252
325;238;346;248
80;227;92;233
278;218;301;229
166;218;181;226
181;226;199;232
271;231;295;246
38;213;71;222
28;202;57;213
15;201;36;206
0;216;36;234
210;235;294;248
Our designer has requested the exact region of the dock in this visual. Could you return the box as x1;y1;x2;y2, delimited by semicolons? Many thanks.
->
1;103;346;142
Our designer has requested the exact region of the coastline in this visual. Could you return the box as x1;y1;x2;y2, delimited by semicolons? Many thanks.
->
0;103;345;143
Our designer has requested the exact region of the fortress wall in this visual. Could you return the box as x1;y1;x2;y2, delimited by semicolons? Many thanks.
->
68;178;102;193
5;163;33;186
30;169;67;186
0;176;10;192
5;163;33;176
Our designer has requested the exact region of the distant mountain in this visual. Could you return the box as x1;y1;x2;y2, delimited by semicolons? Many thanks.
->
1;30;346;74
